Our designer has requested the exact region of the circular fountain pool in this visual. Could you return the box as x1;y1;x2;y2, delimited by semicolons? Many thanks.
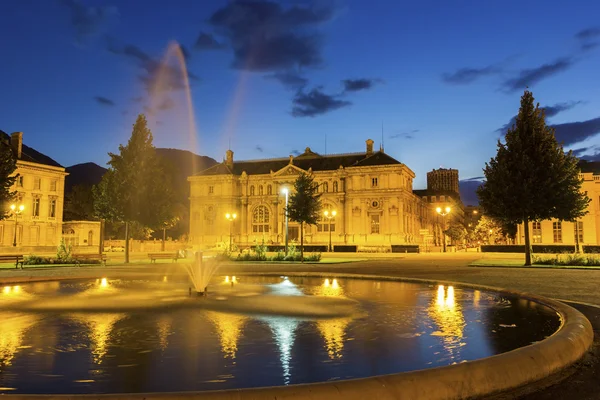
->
0;275;563;394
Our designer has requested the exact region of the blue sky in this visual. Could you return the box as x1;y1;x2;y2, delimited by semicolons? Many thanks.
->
1;0;599;189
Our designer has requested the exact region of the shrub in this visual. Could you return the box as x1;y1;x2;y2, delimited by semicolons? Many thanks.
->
272;251;286;261
255;241;268;261
532;254;600;266
24;255;52;265
56;238;73;262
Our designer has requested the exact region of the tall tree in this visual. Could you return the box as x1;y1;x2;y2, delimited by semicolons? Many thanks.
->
64;184;96;221
93;114;175;262
477;90;589;265
0;140;18;220
444;223;467;244
286;172;322;261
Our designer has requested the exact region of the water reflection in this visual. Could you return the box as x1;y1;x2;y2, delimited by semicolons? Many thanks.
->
205;311;247;359
71;313;124;364
156;316;172;351
317;318;352;360
0;312;38;368
428;285;466;359
261;317;299;384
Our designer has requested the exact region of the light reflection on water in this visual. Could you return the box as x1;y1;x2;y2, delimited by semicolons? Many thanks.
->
0;276;560;394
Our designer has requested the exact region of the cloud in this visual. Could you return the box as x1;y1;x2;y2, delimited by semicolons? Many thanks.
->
553;117;600;146
93;96;115;106
501;57;574;92
342;78;379;92
581;42;600;52
389;129;419;140
495;101;583;135
442;65;502;84
194;32;227;50
291;149;301;156
291;87;351;117
255;145;264;152
205;0;336;72
265;72;308;90
61;0;118;43
107;39;199;94
575;27;600;41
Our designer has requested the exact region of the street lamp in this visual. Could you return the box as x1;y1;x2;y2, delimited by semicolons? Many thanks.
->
324;210;337;252
282;187;289;255
225;212;237;252
10;203;25;247
436;206;451;253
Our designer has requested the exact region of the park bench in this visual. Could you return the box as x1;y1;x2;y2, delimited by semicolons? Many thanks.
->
72;253;107;266
148;252;180;263
0;254;24;269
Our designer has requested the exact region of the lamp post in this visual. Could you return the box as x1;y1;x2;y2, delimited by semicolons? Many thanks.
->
282;187;289;255
436;206;451;253
225;212;237;252
324;209;337;252
10;203;25;247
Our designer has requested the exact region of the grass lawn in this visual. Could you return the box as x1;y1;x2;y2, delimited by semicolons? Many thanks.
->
471;258;600;270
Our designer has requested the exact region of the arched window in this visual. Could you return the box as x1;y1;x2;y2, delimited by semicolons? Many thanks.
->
252;206;270;233
317;204;336;232
333;181;338;192
259;185;264;195
323;182;328;193
250;185;255;196
267;184;272;195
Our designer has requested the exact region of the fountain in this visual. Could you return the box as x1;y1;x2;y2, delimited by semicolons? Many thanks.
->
183;252;221;296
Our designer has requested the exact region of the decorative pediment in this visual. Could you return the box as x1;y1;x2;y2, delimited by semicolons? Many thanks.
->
273;164;307;177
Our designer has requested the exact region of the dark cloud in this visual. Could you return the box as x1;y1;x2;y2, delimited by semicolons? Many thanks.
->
342;78;379;92
60;0;118;42
442;65;501;84
265;72;308;90
581;42;600;52
553;117;600;146
157;97;175;111
93;96;115;106
291;149;301;156
389;129;419;140
107;39;199;94
205;0;335;72
495;101;583;135
195;32;227;50
573;147;593;158
291;87;351;117
255;145;264;153
501;57;573;92
575;27;600;40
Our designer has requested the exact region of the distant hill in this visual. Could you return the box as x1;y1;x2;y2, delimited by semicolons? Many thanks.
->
459;178;483;206
65;162;107;192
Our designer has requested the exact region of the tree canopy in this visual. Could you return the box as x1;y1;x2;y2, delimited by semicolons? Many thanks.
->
286;172;322;261
477;90;589;264
0;140;18;220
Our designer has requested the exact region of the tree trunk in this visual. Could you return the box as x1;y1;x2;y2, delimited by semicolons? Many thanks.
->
523;217;531;266
125;221;130;264
162;228;166;252
300;222;304;263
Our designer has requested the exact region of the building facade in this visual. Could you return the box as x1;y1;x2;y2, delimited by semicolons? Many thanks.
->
0;131;68;252
427;168;459;194
188;140;435;248
62;221;101;252
413;189;464;246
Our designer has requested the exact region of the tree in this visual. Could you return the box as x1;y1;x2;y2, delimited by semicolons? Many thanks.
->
0;140;18;220
477;90;590;265
444;223;467;244
93;114;175;262
286;173;322;261
64;184;96;221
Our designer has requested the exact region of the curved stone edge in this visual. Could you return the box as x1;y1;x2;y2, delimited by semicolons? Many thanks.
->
0;272;593;400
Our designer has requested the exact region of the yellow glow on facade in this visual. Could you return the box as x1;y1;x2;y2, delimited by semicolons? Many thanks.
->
206;311;247;359
163;276;168;283
317;317;352;360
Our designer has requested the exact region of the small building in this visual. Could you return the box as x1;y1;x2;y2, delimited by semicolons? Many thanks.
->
0;131;68;252
62;221;101;252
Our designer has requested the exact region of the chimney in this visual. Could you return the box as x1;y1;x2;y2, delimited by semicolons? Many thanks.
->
225;149;234;168
11;132;23;159
366;139;374;155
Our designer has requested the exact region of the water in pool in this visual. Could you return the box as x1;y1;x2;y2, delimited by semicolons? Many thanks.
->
0;276;560;394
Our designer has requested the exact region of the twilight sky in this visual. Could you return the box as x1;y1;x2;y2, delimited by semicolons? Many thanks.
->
1;0;600;190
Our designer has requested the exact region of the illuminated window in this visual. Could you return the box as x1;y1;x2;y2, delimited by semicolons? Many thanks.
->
532;221;542;243
208;186;214;194
552;221;562;243
252;206;270;233
32;197;40;218
370;214;380;234
50;180;57;192
574;221;584;243
49;198;56;218
333;181;338;192
34;177;41;190
372;177;378;187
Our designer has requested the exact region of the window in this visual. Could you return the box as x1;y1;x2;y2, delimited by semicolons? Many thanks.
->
267;184;272;195
34;177;41;190
370;214;380;234
552;221;562;243
372;177;378;187
32;197;40;218
49;198;56;218
317;205;336;232
532;221;542;243
50;180;57;192
259;185;263;195
17;176;23;187
432;196;437;202
333;181;338;192
574;221;584;243
208;186;214;194
252;206;270;233
323;182;328;193
250;185;255;196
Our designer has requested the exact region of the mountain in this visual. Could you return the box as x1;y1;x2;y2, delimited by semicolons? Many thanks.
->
459;178;483;206
65;162;107;192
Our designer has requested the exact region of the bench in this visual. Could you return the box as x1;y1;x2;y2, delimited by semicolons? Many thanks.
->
148;252;180;263
0;254;24;269
72;253;107;266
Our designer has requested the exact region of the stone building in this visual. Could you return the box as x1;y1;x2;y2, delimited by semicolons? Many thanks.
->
413;189;464;245
188;139;435;248
0;131;68;252
62;221;102;252
427;168;459;194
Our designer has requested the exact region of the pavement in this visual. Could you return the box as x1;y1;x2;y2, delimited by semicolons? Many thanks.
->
1;252;599;399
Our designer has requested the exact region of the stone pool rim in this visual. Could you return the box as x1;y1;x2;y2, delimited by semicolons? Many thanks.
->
0;271;593;400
